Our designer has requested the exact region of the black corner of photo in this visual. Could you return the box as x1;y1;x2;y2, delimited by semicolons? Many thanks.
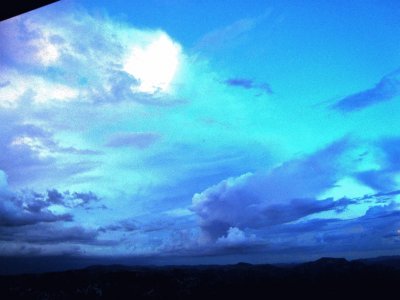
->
0;1;59;22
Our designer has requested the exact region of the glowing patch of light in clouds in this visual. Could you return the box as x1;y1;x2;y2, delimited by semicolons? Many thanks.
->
123;33;181;94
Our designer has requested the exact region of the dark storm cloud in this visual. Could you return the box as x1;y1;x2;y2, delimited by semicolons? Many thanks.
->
332;69;400;111
105;132;161;149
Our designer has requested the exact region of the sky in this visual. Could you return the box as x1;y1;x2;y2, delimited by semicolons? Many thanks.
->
0;0;400;264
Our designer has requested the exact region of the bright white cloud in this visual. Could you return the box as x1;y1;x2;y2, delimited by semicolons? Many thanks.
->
0;10;184;108
123;33;182;94
216;227;256;246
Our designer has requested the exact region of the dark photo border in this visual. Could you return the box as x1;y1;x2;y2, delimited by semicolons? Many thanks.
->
0;1;59;21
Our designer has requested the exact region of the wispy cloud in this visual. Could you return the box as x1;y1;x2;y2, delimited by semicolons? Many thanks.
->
194;10;271;51
224;78;273;95
332;69;400;112
105;132;161;149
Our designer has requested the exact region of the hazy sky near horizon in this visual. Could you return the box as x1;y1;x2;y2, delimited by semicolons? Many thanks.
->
0;0;400;263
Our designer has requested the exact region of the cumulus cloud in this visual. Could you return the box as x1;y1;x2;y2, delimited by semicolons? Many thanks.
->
332;69;400;112
216;227;257;246
191;135;400;247
191;139;352;242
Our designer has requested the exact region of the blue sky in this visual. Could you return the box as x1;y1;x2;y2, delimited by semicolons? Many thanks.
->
0;0;400;263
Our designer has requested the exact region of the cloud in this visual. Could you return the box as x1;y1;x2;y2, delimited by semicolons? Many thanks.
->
216;227;257;247
332;69;400;112
191;139;353;242
0;170;102;227
0;113;99;185
354;137;400;192
98;219;139;233
105;132;161;149
0;224;99;244
189;135;400;255
46;190;100;208
0;6;185;107
224;78;273;95
0;70;79;107
316;202;400;251
0;176;72;227
0;170;112;253
194;11;271;51
195;18;257;50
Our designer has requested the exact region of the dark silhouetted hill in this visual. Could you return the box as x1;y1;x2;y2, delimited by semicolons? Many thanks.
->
0;256;399;299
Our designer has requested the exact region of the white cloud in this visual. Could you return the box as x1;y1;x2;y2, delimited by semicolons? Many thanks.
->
216;227;256;246
0;9;185;107
0;70;78;107
10;136;51;158
123;33;182;94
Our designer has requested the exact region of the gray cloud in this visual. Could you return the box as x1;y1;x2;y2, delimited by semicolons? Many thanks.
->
332;69;400;112
0;223;118;250
0;111;99;185
98;219;139;233
224;78;273;95
0;193;73;228
191;139;352;242
354;137;400;192
0;170;101;227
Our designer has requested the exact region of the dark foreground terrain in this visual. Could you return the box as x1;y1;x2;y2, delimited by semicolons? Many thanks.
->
1;257;400;299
